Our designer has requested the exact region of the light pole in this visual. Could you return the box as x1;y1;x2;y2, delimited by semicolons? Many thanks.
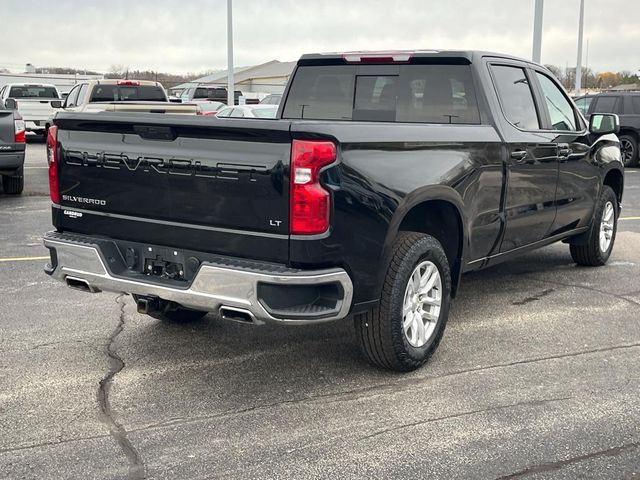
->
532;0;544;63
575;0;585;95
226;0;234;106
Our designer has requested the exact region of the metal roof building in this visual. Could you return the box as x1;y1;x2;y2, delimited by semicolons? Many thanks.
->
170;60;296;96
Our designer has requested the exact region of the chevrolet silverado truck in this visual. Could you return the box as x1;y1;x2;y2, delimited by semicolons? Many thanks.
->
0;83;62;138
0;105;26;194
43;50;624;371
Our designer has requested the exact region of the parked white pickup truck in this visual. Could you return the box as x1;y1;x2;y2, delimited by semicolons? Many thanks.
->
0;83;62;137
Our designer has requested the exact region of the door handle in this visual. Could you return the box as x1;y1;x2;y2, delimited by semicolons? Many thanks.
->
510;150;528;162
558;146;572;158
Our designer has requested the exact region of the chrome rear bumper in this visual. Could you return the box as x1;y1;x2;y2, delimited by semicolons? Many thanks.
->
43;231;353;325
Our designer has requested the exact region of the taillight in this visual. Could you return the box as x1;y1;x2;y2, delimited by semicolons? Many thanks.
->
14;116;26;143
290;140;336;235
47;126;60;204
116;80;141;86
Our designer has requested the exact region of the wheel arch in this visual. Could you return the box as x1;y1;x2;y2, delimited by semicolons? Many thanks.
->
383;186;468;298
603;167;624;206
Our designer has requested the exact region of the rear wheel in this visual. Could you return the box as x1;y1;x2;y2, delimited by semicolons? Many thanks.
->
2;167;24;195
619;135;638;167
354;232;451;372
570;185;618;266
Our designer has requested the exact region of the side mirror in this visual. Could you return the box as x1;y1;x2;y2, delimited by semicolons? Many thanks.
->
51;100;63;108
589;113;620;135
4;98;17;110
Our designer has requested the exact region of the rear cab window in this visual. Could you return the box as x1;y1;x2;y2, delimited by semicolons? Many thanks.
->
9;86;59;99
282;63;480;124
89;85;166;102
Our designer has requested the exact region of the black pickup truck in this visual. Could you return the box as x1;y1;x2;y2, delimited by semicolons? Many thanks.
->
43;50;624;371
0;101;26;194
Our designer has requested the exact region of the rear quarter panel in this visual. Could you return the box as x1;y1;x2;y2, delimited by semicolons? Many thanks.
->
290;121;503;306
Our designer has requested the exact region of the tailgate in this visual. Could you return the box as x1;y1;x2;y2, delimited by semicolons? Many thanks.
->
53;113;292;263
16;99;54;120
0;110;14;144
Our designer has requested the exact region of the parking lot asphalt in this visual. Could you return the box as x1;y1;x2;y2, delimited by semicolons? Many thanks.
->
1;140;639;479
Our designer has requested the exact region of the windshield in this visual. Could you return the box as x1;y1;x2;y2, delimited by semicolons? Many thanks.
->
90;85;166;102
199;101;225;112
9;86;59;99
252;107;278;118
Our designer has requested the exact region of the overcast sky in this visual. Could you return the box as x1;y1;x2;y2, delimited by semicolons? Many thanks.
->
2;0;638;74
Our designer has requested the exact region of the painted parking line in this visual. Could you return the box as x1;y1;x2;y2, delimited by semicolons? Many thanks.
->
24;166;49;170
620;217;640;221
0;256;49;263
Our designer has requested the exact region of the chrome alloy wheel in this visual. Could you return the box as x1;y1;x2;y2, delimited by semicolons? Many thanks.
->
402;260;442;348
599;201;615;253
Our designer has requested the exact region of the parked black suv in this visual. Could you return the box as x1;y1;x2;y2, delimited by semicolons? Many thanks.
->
585;91;640;166
43;50;623;371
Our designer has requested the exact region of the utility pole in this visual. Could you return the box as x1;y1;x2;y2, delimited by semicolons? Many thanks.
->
575;0;585;95
532;0;544;63
584;39;589;90
226;0;234;106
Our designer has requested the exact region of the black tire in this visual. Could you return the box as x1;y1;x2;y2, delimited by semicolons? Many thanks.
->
354;232;451;372
132;295;208;323
2;167;24;195
619;135;638;168
570;185;618;266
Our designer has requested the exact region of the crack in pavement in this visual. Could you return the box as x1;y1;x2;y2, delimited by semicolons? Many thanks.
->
355;396;575;443
512;288;555;306
527;276;640;308
127;342;640;435
495;441;640;479
97;294;146;480
1;342;638;457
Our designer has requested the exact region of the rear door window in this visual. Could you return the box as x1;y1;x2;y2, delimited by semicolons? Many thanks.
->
283;64;479;124
490;65;540;130
631;96;640;114
592;96;619;114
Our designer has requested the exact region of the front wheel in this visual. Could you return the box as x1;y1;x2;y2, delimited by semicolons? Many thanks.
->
570;185;618;266
354;232;451;372
619;135;638;168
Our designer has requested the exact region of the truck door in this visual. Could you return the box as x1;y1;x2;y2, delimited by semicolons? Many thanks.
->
488;63;559;252
530;69;598;236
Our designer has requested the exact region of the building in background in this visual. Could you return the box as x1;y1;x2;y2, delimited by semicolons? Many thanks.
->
170;60;296;100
